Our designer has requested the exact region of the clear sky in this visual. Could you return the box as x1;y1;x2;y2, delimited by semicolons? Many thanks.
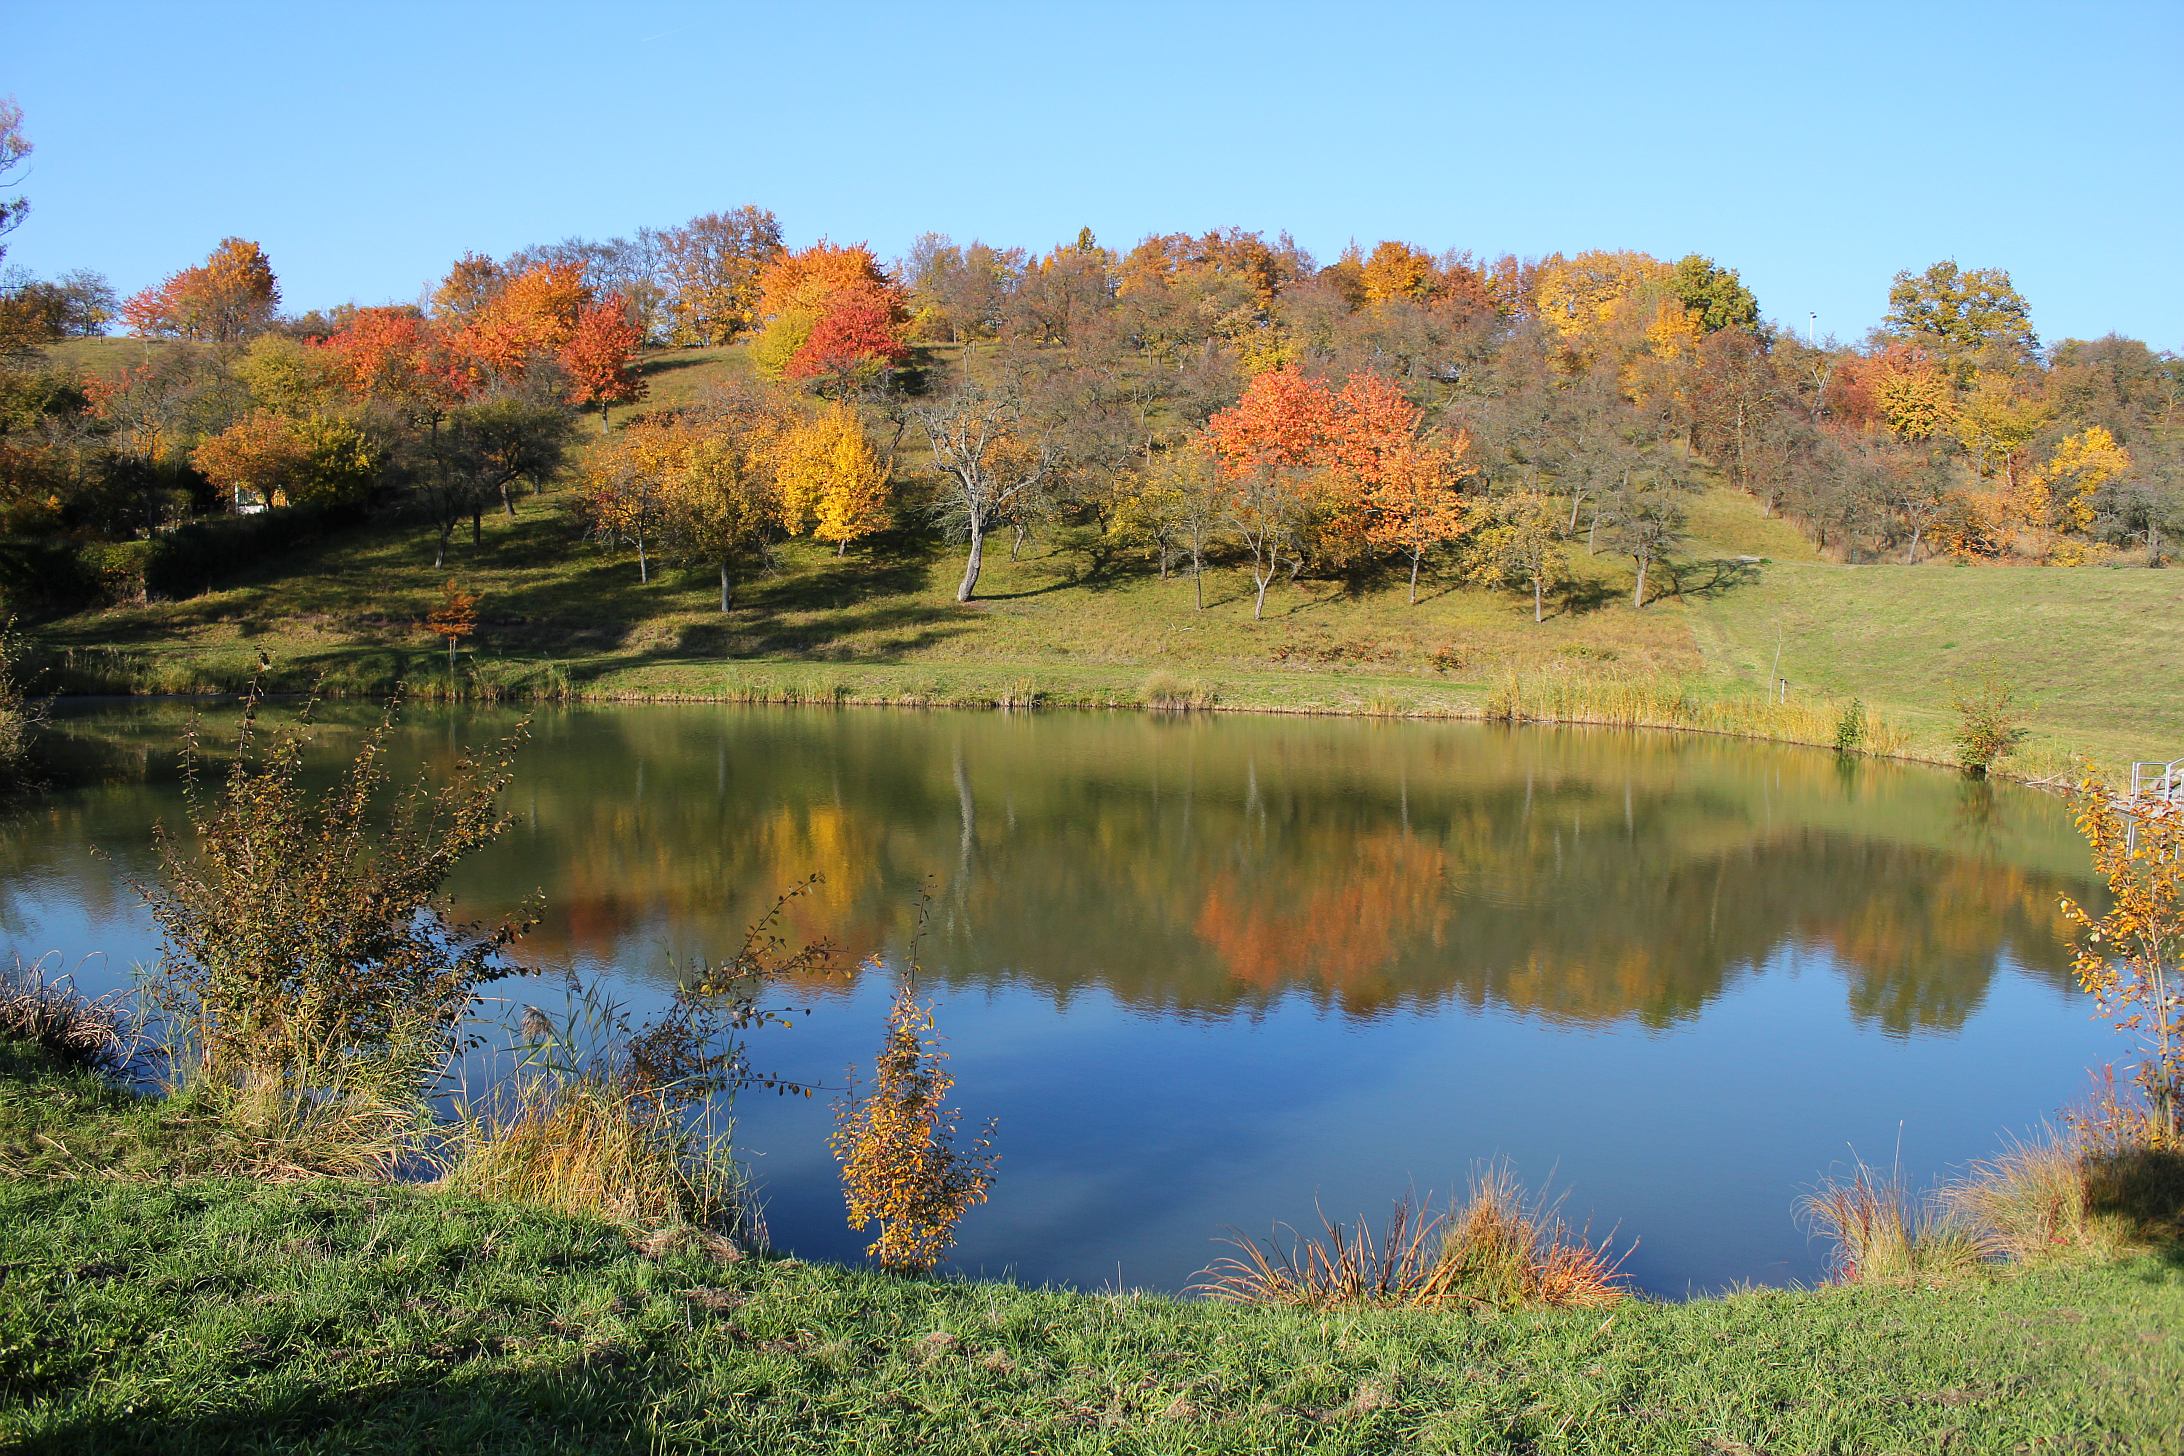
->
5;0;2180;350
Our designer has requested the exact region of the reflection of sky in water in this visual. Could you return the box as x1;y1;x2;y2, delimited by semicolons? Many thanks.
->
0;703;2114;1294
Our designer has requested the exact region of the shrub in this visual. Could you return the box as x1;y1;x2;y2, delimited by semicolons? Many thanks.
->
2060;785;2184;1142
831;976;999;1274
1833;698;1867;754
0;619;45;790
1949;675;2028;776
131;684;529;1162
78;539;154;606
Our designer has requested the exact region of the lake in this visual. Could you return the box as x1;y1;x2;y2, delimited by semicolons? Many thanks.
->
2;701;2112;1295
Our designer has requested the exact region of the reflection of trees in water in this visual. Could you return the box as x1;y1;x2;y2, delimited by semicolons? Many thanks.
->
20;705;2094;1033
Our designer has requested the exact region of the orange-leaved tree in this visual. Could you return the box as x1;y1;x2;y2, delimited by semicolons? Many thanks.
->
426;579;480;670
751;243;909;386
558;293;648;428
458;260;587;380
1206;366;1336;618
123;237;281;342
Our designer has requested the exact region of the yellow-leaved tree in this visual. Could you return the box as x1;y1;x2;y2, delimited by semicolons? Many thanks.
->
774;403;891;554
2026;426;2131;563
830;975;999;1273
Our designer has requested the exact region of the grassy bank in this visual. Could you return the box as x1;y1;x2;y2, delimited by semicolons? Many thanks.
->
3;1050;2180;1456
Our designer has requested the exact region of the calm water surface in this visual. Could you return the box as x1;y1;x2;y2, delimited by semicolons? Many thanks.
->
2;702;2110;1295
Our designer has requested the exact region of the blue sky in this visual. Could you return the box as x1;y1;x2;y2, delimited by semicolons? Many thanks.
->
6;0;2180;349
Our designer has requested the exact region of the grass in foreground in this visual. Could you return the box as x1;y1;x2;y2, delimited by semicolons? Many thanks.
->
3;1046;2184;1455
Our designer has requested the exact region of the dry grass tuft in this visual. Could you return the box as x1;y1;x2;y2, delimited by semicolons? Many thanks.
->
1800;1158;1983;1284
444;1074;750;1235
0;956;129;1073
1193;1166;1630;1311
1141;671;1216;712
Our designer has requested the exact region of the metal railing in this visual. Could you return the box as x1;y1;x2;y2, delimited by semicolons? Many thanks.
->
2129;759;2184;806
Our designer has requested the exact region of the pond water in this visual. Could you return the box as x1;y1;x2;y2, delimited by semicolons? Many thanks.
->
2;702;2113;1295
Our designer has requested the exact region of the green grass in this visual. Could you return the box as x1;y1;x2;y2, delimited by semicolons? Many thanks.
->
2;1048;2180;1455
1688;558;2184;771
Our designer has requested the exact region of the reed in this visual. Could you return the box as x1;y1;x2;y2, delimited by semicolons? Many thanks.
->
1484;664;1912;757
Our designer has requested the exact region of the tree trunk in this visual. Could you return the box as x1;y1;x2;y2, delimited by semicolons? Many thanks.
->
1192;542;1204;610
958;518;986;603
1408;549;1421;605
1252;557;1271;619
719;559;732;613
1905;524;1923;565
434;523;450;569
471;506;482;546
1010;520;1028;561
837;538;849;557
636;528;648;584
499;479;517;517
1587;515;1599;553
1533;574;1544;623
1633;553;1648;608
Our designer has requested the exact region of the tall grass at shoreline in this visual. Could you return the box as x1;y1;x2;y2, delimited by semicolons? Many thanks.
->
1484;664;1914;756
1194;1166;1631;1312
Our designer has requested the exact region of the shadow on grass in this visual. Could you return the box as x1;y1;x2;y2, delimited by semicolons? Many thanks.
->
1657;557;1763;603
11;1359;669;1456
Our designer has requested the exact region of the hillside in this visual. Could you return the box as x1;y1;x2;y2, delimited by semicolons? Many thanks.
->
15;346;2182;772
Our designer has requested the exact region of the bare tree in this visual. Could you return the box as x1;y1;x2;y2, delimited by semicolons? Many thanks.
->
914;375;1062;602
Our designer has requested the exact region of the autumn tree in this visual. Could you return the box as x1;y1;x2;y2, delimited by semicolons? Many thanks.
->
2059;785;2184;1145
191;411;375;512
904;234;1023;350
1207;367;1336;618
830;979;999;1274
576;417;675;582
775;402;890;553
2026;425;2131;561
558;293;648;427
459;260;587;380
0;97;28;261
429;382;576;564
752;242;910;387
1118;442;1225;607
1602;467;1689;607
1329;371;1474;601
425;578;480;669
913;373;1061;602
123;238;281;342
655;404;784;611
432;252;505;322
658;207;783;346
1883;261;2038;385
1467;490;1566;622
